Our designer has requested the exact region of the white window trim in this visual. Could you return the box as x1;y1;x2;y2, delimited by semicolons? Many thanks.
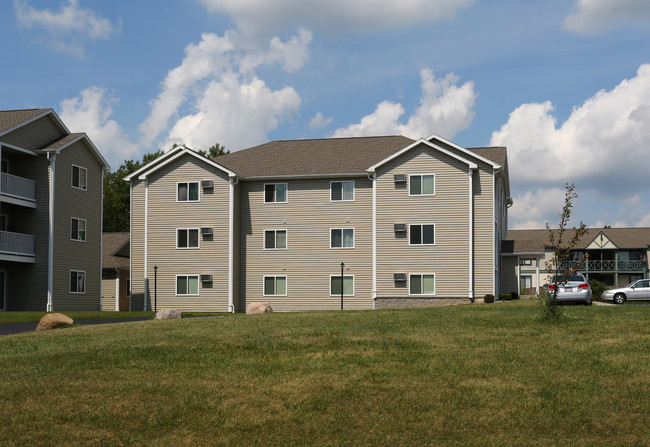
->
263;275;288;296
70;270;86;294
176;181;200;202
71;164;87;191
263;229;288;250
175;274;200;296
408;173;435;197
263;183;288;204
70;217;87;242
330;228;355;249
176;228;200;249
329;274;355;297
409;273;436;296
519;259;532;266
408;223;436;246
330;180;355;202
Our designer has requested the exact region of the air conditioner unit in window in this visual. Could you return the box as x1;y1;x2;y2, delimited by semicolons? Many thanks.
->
201;227;213;236
394;223;407;232
201;180;213;189
200;274;213;282
393;174;406;183
394;273;406;282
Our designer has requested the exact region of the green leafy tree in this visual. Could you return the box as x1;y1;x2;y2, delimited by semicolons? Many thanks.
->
198;143;229;158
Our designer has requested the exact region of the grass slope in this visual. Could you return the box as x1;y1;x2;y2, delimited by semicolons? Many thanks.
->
1;302;649;446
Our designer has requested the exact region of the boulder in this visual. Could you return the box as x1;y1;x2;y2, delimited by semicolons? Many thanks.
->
246;302;273;314
35;313;74;331
155;309;183;320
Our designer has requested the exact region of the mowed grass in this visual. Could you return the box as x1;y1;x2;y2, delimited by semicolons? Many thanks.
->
1;301;649;446
0;311;226;324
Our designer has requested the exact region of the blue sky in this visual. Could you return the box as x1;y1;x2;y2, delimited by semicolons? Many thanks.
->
2;0;650;230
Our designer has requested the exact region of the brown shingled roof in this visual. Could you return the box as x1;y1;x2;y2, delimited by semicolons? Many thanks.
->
103;233;129;269
467;146;507;166
0;109;50;134
505;228;650;253
214;136;416;177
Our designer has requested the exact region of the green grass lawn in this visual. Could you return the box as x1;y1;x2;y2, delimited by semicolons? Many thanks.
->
1;301;649;446
0;311;226;324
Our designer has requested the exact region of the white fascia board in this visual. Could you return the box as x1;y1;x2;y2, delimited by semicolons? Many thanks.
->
123;146;186;181
135;148;237;180
501;252;545;257
36;133;111;171
367;138;478;172
426;132;500;169
0;141;37;156
0;109;68;138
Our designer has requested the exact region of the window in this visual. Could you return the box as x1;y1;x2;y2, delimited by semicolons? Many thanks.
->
409;174;434;196
177;229;199;248
521;275;532;290
177;182;199;201
409;274;435;295
409;224;435;245
70;217;86;242
72;165;87;190
264;230;287;249
70;270;85;294
331;181;354;201
264;183;287;203
519;259;532;266
176;275;199;295
331;228;354;248
264;276;287;296
330;275;354;296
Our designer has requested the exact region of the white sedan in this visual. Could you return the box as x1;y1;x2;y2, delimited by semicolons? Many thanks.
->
603;279;650;304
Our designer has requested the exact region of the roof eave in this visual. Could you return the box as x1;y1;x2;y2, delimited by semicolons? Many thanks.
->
367;138;478;172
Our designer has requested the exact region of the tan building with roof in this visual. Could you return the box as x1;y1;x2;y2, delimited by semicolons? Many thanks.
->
127;134;511;312
102;232;130;311
0;109;109;311
501;227;650;294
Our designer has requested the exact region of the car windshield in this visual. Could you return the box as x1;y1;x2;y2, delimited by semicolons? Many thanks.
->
552;275;584;283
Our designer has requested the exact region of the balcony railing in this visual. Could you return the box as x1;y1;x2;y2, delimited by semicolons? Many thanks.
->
562;260;647;272
1;172;36;202
0;230;35;257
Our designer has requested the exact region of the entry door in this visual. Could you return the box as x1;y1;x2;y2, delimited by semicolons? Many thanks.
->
0;271;5;311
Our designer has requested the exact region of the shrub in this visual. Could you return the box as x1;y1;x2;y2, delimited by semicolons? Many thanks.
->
499;293;512;301
588;279;608;301
511;292;519;300
484;294;494;303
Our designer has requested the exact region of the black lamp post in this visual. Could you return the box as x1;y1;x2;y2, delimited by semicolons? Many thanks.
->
340;262;344;310
153;265;158;313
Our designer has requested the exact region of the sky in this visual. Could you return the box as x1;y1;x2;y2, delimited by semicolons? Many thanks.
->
2;0;650;230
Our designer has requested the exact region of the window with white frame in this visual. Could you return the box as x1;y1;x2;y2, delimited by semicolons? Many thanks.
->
409;274;435;295
330;275;354;296
519;259;532;266
409;174;435;196
520;275;532;290
331;228;354;248
264;230;287;249
177;182;199;201
264;276;287;296
177;229;199;248
70;270;85;293
176;275;199;295
71;165;87;190
70;217;86;242
409;224;435;245
331;181;354;201
264;183;287;203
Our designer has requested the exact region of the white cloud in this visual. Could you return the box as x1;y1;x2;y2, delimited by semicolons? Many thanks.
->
14;0;120;57
491;64;650;198
564;0;650;34
141;30;309;151
59;86;139;166
309;112;333;129
509;188;567;230
332;69;475;139
199;0;475;38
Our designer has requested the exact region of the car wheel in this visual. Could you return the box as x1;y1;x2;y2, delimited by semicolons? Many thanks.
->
613;293;626;305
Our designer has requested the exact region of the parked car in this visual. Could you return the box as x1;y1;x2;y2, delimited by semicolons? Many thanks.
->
548;274;592;305
603;279;650;304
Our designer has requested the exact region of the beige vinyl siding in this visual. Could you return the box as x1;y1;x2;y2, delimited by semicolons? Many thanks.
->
102;274;117;311
130;179;146;310
500;257;518;295
51;140;102;310
472;165;495;296
233;180;241;312
376;143;471;299
239;177;373;311
0;115;63;151
145;155;231;311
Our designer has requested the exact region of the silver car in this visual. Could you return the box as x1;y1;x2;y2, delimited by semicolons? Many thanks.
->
548;274;592;305
603;279;650;304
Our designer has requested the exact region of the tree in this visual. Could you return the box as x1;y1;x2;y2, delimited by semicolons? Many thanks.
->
103;150;164;233
198;143;229;158
542;183;588;320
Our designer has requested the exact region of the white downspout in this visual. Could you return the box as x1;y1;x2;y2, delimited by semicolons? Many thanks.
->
100;169;105;311
228;175;238;313
516;255;521;294
143;177;149;311
115;269;120;311
535;257;540;295
369;171;377;309
468;169;474;300
47;153;56;312
129;180;133;311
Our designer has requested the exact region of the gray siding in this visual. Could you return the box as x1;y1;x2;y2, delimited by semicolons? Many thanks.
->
1;115;64;151
130;179;146;310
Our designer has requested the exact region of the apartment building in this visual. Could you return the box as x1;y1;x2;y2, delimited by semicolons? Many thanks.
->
0;109;109;311
127;134;510;312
